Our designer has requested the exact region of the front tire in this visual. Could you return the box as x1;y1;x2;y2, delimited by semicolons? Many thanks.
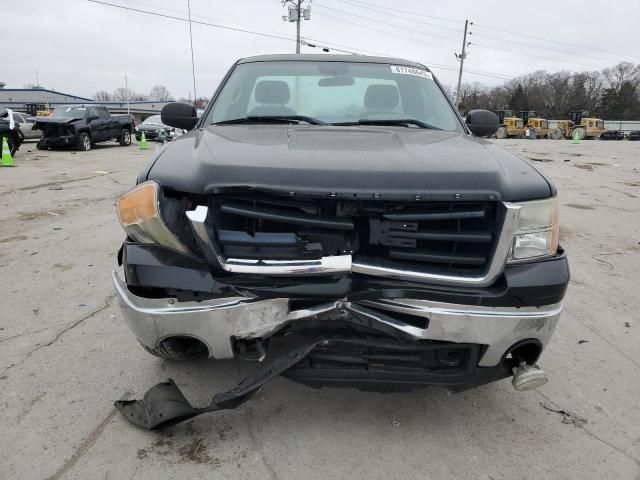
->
496;126;508;139
119;128;132;146
78;133;91;151
549;128;562;140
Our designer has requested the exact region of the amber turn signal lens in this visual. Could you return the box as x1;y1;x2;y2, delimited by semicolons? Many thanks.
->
117;182;158;226
116;181;190;254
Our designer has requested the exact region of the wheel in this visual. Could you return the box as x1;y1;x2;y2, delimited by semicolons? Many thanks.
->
573;127;586;140
119;128;132;146
496;126;508;139
78;132;91;151
549;128;563;140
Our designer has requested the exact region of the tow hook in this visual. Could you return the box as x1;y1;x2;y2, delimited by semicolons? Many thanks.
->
511;362;548;391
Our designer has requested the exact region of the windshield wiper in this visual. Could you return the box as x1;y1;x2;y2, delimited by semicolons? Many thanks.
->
213;115;327;126
333;118;439;129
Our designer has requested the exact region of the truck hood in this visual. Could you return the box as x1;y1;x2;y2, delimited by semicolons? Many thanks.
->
33;117;80;126
145;125;552;202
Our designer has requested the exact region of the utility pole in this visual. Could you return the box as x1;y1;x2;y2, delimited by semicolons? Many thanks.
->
296;2;301;54
455;19;472;109
124;75;130;114
187;0;197;107
282;1;311;54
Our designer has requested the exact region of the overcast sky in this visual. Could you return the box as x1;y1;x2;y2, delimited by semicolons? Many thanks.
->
4;0;640;99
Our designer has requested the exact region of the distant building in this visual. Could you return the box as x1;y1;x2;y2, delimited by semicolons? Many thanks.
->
0;86;174;123
0;87;92;113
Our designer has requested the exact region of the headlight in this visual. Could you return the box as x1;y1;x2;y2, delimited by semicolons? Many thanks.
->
507;197;559;262
116;181;190;254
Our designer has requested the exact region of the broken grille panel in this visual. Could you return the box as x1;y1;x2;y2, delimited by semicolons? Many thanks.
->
207;194;500;274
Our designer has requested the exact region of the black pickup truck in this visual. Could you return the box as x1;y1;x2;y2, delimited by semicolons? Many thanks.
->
35;105;134;151
112;54;568;429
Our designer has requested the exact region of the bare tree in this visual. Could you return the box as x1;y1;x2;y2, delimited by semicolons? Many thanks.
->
112;87;133;102
602;62;637;92
94;90;112;102
149;85;172;101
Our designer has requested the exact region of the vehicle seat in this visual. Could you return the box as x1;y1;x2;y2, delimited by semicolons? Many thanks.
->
363;84;401;118
248;80;296;117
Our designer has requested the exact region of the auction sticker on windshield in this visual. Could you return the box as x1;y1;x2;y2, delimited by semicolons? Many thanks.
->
390;66;433;80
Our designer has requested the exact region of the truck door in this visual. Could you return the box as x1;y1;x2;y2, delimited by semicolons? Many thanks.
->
87;107;105;141
98;108;115;139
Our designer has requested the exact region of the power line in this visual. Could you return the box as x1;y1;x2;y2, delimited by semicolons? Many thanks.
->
86;0;296;44
313;11;455;52
339;0;638;64
299;36;511;79
316;0;462;33
313;4;460;43
316;0;614;77
326;0;462;24
329;0;624;72
85;0;511;82
470;42;607;70
119;0;295;40
466;50;571;72
474;23;640;62
472;32;626;65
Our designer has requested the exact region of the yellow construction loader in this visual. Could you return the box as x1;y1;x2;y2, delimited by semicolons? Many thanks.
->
556;111;607;140
495;110;526;139
519;111;562;139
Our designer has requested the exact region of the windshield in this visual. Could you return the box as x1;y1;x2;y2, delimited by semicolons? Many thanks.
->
142;115;163;125
206;61;462;131
51;106;86;119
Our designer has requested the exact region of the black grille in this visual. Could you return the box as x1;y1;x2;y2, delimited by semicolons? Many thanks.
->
208;194;500;274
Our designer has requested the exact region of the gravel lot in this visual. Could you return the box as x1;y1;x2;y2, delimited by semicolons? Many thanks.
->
1;138;639;479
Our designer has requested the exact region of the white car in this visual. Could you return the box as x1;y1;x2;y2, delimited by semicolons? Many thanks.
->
12;111;40;140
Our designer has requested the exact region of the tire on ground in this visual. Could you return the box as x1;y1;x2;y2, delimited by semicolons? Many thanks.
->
78;132;92;151
119;128;132;146
496;126;508;139
574;127;586;140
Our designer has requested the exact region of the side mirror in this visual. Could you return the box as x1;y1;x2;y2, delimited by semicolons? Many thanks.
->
465;109;499;138
161;102;198;131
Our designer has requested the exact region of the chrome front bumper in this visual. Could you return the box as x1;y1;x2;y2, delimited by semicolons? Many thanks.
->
113;271;562;367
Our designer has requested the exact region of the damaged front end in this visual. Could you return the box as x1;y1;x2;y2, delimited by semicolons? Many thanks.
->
113;181;568;428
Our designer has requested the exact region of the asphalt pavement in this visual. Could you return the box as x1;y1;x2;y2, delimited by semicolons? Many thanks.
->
1;138;639;479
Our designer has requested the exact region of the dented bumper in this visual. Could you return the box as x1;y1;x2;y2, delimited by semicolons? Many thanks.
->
113;267;564;368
